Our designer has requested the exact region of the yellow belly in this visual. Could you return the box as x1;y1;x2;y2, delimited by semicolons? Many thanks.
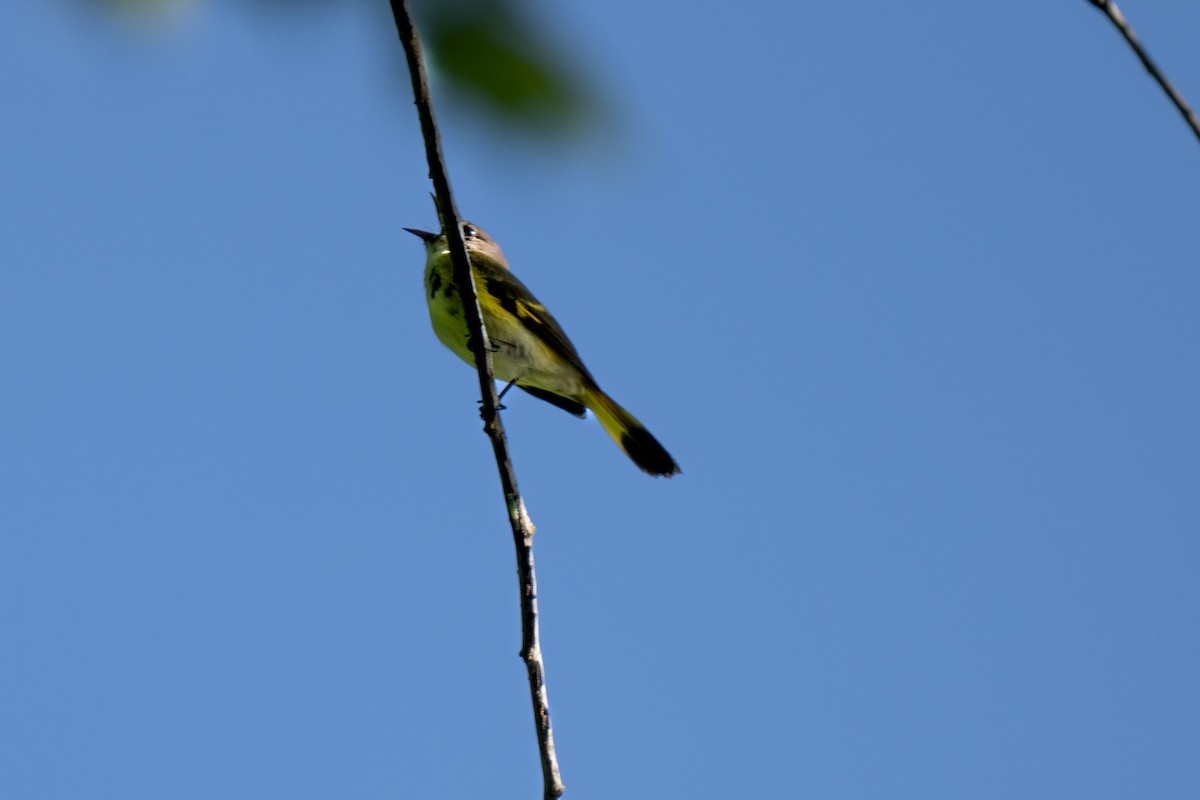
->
425;260;586;399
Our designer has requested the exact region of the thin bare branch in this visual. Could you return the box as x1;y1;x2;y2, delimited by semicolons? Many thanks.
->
1086;0;1200;145
386;1;565;796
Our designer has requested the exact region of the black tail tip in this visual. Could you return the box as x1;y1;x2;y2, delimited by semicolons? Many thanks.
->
620;430;681;477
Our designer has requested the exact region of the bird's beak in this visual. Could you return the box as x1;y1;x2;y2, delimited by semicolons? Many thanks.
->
403;227;439;243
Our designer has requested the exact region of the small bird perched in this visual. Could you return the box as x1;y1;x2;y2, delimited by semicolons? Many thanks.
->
405;222;680;477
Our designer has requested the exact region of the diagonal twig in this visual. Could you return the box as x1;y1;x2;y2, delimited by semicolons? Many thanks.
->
1086;0;1200;145
386;1;565;797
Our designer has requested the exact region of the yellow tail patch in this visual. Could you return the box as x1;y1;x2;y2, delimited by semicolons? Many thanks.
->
583;386;680;477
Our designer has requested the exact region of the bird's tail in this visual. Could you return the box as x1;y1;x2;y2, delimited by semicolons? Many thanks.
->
582;385;680;477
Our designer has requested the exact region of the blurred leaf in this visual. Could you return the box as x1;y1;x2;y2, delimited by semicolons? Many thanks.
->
84;0;198;25
84;0;603;143
91;0;178;9
419;0;597;137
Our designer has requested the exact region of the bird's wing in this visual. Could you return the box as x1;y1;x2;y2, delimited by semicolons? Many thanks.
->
472;256;595;382
518;385;587;417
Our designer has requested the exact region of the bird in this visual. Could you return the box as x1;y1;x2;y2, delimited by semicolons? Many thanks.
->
405;222;680;477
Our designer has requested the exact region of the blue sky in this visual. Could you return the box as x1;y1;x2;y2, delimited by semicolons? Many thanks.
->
3;1;1199;797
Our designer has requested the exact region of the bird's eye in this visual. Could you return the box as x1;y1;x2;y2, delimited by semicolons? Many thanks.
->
463;224;476;239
